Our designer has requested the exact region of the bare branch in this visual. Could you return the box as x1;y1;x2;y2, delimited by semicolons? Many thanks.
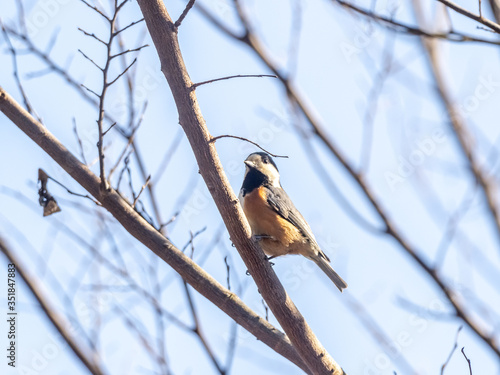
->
108;57;137;85
437;0;500;33
192;74;277;89
414;0;500;270
224;256;231;291
136;1;343;373
211;135;288;158
102;122;116;136
25;67;54;79
183;280;224;374
3;15;161;236
108;113;144;179
45;173;101;205
80;83;100;98
0;21;39;120
78;49;103;71
0;86;309;373
359;32;395;172
78;27;107;45
175;0;196;28
151;128;183;186
72;118;88;165
80;0;110;21
195;4;243;40
461;347;473;375
114;18;145;36
332;0;500;45
441;326;463;374
200;0;500;359
132;175;151;208
110;45;148;60
0;238;105;375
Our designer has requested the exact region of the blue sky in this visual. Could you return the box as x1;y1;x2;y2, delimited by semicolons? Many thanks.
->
1;0;500;374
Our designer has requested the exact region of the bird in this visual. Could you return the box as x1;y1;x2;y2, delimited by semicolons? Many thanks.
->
239;152;347;292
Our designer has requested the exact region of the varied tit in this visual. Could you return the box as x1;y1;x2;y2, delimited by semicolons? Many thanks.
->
239;152;347;292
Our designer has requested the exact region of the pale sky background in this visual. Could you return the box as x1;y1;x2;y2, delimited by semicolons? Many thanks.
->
1;0;500;374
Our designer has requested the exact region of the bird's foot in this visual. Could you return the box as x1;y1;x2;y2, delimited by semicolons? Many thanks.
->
252;234;275;242
265;255;276;266
245;257;274;275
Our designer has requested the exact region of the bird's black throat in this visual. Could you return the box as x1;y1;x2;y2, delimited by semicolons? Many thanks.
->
240;168;268;197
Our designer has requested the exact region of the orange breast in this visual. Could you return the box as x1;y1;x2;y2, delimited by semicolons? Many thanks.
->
242;186;305;257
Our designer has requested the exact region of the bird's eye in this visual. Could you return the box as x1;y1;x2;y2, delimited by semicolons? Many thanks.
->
263;158;269;164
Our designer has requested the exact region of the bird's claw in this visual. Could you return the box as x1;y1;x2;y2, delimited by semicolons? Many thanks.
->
265;255;276;266
252;234;275;242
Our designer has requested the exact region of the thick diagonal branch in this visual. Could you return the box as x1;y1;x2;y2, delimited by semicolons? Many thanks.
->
135;1;345;374
0;86;309;374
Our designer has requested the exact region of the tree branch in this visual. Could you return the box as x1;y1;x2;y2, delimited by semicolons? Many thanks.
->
0;237;105;375
437;0;500;33
0;86;310;374
199;1;500;359
135;1;345;373
192;74;277;89
414;0;500;267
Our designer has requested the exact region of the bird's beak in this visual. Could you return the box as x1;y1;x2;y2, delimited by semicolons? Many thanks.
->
244;160;255;168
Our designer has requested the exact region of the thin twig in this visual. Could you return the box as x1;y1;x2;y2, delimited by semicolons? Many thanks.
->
175;0;196;28
72;118;88;165
115;306;169;369
102;122;116;136
191;74;277;89
441;326;463;374
116;152;132;192
437;0;500;33
47;175;101;205
25;67;57;79
261;299;269;322
343;293;418;373
183;281;224;374
108;58;137;85
1;21;39;120
4;20;160;232
114;18;145;36
81;84;100;98
78;27;107;45
0;238;105;375
80;0;110;21
151;128;183;185
78;49;103;71
211;135;288;158
224;256;231;291
110;45;148;60
159;213;178;230
0;87;308;368
461;347;473;375
359;31;396;173
201;0;500;359
330;0;500;45
181;227;207;253
132;175;151;208
415;0;500;271
82;0;137;191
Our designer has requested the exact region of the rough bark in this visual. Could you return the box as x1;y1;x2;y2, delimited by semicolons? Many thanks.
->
135;1;345;374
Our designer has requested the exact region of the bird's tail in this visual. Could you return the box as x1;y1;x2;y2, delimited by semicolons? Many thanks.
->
311;254;347;292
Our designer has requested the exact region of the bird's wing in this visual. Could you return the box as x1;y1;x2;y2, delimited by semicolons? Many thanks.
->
264;185;328;260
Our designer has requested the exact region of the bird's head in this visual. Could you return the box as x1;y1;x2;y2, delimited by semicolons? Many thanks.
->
243;152;280;186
